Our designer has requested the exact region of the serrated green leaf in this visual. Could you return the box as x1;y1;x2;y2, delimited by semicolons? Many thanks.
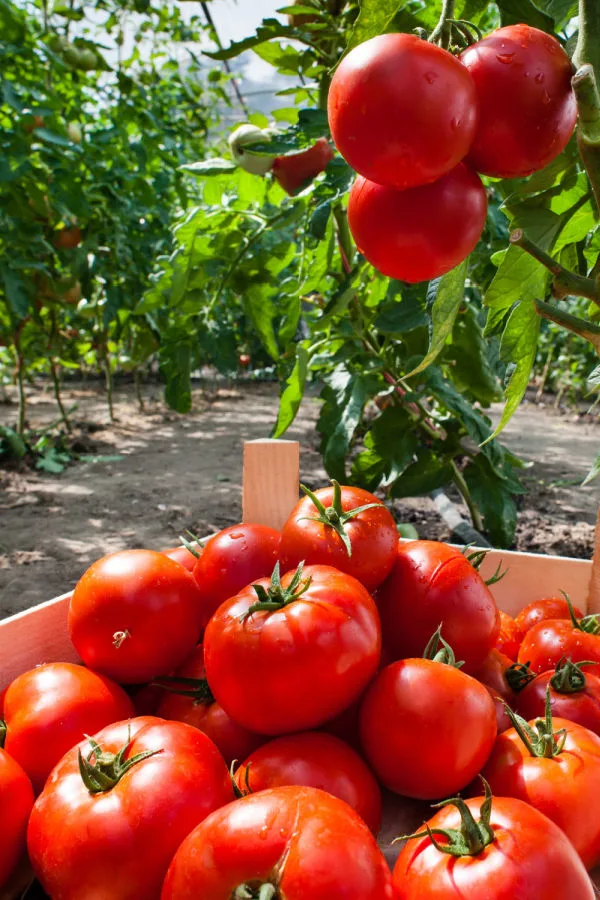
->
33;128;72;147
180;159;237;176
244;285;279;361
408;259;468;377
535;0;578;27
483;246;548;336
582;454;600;487
203;19;291;61
160;333;192;413
391;452;454;498
496;0;554;32
247;108;329;156
352;405;419;491
447;304;501;406
347;0;404;51
587;364;600;389
463;454;518;547
318;366;381;481
272;345;309;438
1;268;29;318
0;425;27;459
374;284;427;334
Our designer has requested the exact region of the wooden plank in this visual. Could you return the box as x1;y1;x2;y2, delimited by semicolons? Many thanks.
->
242;439;300;530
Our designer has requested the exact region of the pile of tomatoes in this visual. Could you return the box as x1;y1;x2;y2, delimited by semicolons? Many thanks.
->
328;24;577;283
1;480;600;898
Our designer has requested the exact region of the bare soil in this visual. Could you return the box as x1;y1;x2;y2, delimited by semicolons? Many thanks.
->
0;381;598;619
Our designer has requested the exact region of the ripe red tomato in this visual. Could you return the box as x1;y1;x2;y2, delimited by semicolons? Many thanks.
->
272;138;334;195
28;716;233;899
53;226;82;250
348;164;487;284
518;617;600;676
192;523;281;632
234;732;382;835
474;649;520;702
2;662;134;794
393;791;595;898
279;482;398;592
155;644;263;766
514;595;584;643
494;610;521;660
0;749;34;888
515;659;600;737
328;33;478;189
481;716;600;869
359;657;496;799
377;540;499;672
68;549;203;683
460;25;577;178
238;352;251;368
204;564;381;734
162;785;396;899
161;544;201;572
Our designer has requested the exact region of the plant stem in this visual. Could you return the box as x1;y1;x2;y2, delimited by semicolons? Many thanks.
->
574;0;600;76
50;359;71;432
101;344;115;421
134;368;145;411
429;0;456;48
573;65;600;213
510;229;600;303
535;298;600;355
333;204;355;271
14;346;26;437
451;460;484;533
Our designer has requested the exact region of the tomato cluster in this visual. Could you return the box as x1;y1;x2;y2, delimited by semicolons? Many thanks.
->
1;481;599;897
328;26;576;283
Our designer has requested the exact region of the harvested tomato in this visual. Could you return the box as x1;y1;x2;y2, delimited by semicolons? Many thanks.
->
377;540;499;672
272;138;334;195
348;164;487;284
320;692;364;751
481;704;600;869
515;658;600;737
192;523;281;632
68;549;203;683
514;595;584;643
162;785;396;899
474;650;532;734
28;716;233;899
234;732;382;835
328;33;478;189
161;543;201;572
2;662;134;793
155;644;263;766
279;481;398;592
0;748;34;889
359;634;496;799
518;608;600;677
393;785;595;898
204;563;381;734
461;25;577;178
494;610;521;660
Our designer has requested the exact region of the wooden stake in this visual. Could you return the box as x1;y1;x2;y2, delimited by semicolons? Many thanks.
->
587;506;600;613
242;439;300;530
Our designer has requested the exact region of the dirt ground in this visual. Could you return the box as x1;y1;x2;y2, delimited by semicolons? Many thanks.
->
0;380;598;619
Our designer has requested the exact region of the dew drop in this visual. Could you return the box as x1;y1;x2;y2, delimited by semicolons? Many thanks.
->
424;71;438;84
450;117;461;131
259;825;269;840
229;531;245;540
534;72;544;84
496;52;515;64
542;89;551;105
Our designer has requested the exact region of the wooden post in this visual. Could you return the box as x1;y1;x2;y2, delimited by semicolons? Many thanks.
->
587;507;600;613
242;439;300;530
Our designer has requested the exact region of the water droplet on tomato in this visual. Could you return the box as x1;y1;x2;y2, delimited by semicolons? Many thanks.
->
424;71;438;84
534;72;544;84
229;532;245;540
496;52;515;64
259;825;269;839
450;117;461;131
542;89;551;104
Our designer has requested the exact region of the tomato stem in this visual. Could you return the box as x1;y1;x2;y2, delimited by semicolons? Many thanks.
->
429;0;456;50
422;625;464;668
534;299;600;354
510;229;599;304
152;675;215;705
242;561;312;621
233;883;278;900
574;0;600;83
505;662;535;693
299;479;384;558
503;687;567;759
550;658;594;694
78;729;163;794
561;589;600;634
0;720;6;749
572;65;600;216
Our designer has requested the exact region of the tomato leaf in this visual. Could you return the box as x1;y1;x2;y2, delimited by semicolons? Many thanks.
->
159;330;193;414
245;108;329;156
347;0;404;52
483;246;548;336
582;453;600;487
180;159;237;176
390;451;454;498
374;283;428;334
534;0;578;28
272;344;309;438
495;0;554;33
203;19;293;60
352;406;419;492
318;365;382;480
1;268;30;318
463;454;520;546
407;259;468;377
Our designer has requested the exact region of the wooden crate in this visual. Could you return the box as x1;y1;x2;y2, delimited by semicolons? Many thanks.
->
1;439;598;890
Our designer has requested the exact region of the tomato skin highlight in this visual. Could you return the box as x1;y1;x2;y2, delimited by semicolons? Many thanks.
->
161;544;200;572
161;785;396;900
272;138;334;195
328;33;478;189
347;165;487;284
518;618;600;676
2;662;134;794
515;668;600;738
0;749;34;889
234;731;382;835
27;717;234;900
393;795;595;899
460;24;577;178
480;717;600;869
204;564;381;735
377;540;499;672
359;658;497;799
68;549;204;684
514;595;583;643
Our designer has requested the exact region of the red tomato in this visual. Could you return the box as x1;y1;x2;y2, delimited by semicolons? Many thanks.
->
481;716;600;869
515;659;600;737
192;523;281;632
393;791;595;898
486;688;514;734
272;138;334;195
53;226;82;250
319;692;364;751
359;657;496;799
348;164;487;284
161;544;201;572
204;564;381;734
495;610;521;660
328;33;478;189
518;617;600;677
155;644;263;766
514;595;584;643
162;785;396;899
0;749;34;888
28;717;233;899
238;353;251;368
68;549;203;683
2;662;134;794
377;541;499;672
460;25;577;178
474;649;520;702
279;482;398;592
234;732;382;835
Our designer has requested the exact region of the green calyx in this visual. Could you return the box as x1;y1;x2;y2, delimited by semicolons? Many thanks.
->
422;625;464;669
550;657;595;694
504;686;567;759
177;529;204;559
230;759;253;799
505;661;535;693
0;720;6;749
463;546;507;587
233;883;279;900
78;729;162;795
562;590;600;635
152;675;215;706
395;778;495;857
241;561;311;622
300;479;384;558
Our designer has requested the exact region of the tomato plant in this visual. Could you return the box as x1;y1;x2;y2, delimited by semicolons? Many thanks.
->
0;747;34;889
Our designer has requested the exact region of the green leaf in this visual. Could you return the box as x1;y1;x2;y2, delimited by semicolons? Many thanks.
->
534;0;578;27
203;19;291;60
0;425;27;459
488;299;542;441
36;449;71;473
244;285;279;361
272;345;309;438
587;364;600;390
180;159;237;176
484;246;548;336
391;452;454;498
318;365;381;481
347;0;404;52
33;128;73;148
496;0;554;32
463;455;518;547
53;4;85;20
582;454;600;487
309;201;331;240
374;284;427;334
1;269;29;318
351;406;419;491
407;259;468;377
447;305;501;406
160;331;192;414
247;108;329;156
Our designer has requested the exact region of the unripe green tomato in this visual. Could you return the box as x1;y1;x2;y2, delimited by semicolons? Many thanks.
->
228;124;278;176
77;49;98;71
63;46;81;67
